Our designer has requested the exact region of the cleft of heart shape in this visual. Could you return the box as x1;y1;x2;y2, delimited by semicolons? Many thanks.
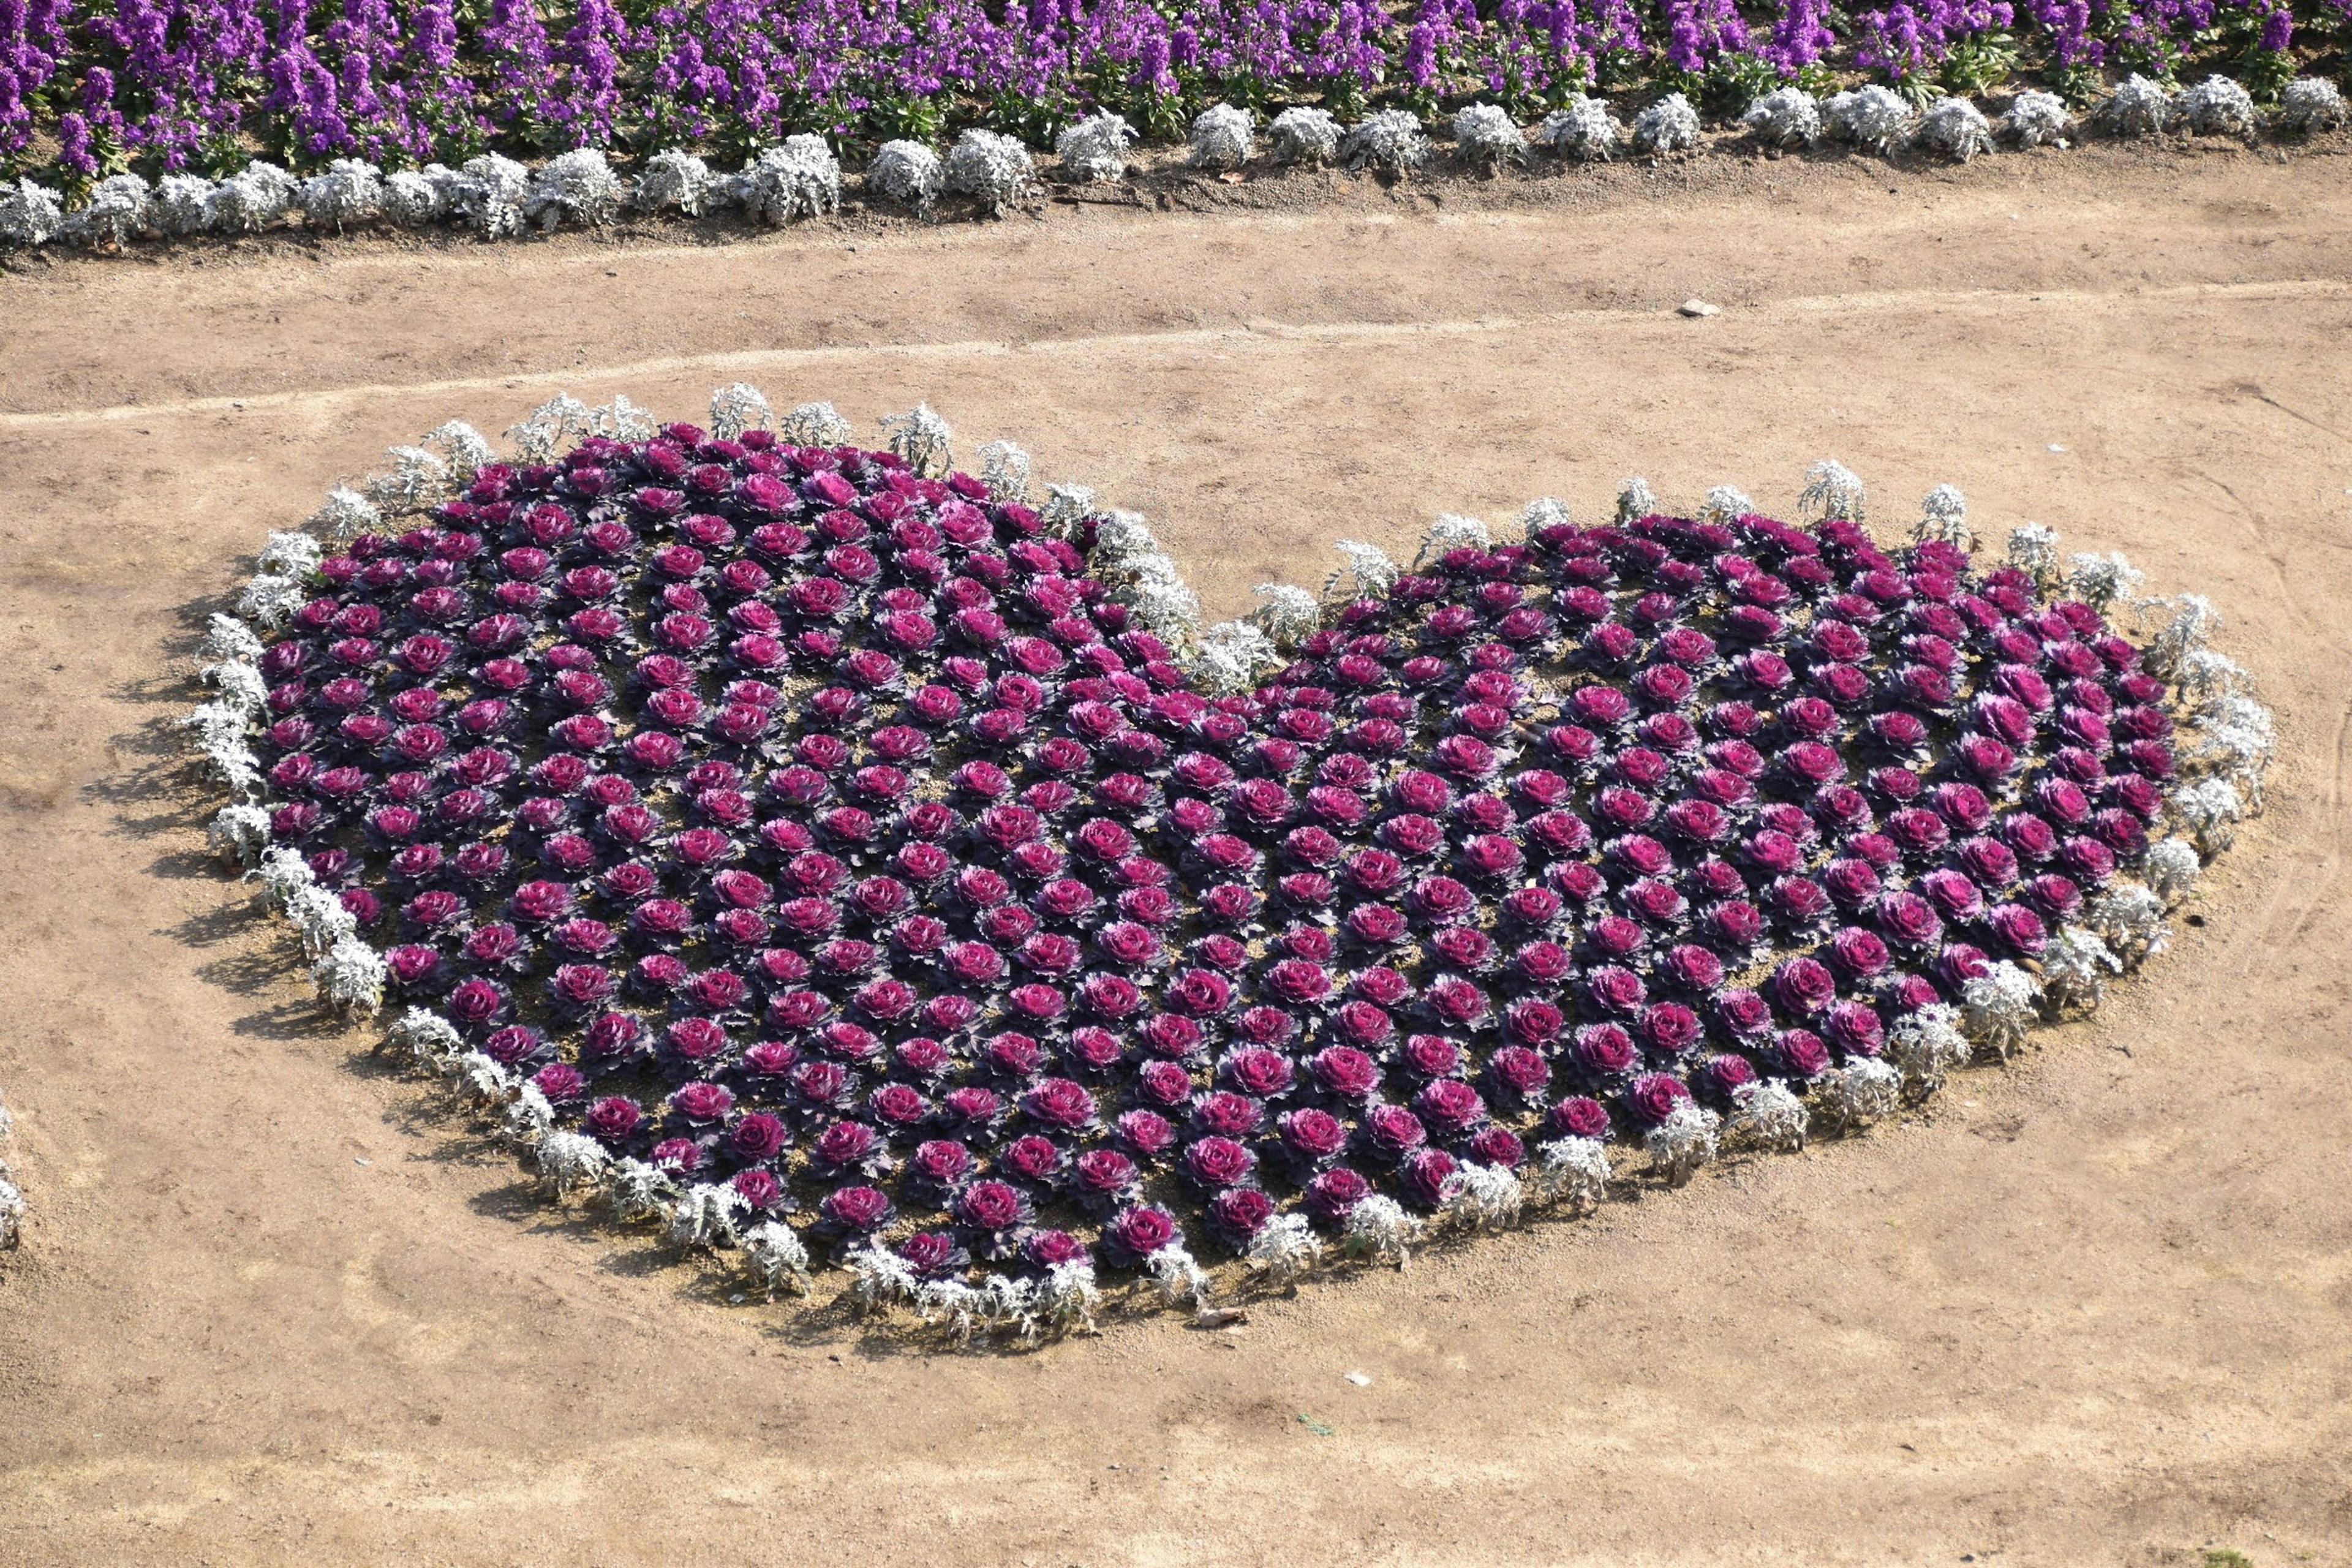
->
209;405;2196;1328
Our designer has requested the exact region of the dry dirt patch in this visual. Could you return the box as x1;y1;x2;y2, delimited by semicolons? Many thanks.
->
1;147;2348;1566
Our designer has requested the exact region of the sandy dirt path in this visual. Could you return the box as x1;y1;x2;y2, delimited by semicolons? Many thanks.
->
1;144;2348;1566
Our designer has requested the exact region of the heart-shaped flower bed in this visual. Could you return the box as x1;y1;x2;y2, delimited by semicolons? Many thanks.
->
187;393;2267;1342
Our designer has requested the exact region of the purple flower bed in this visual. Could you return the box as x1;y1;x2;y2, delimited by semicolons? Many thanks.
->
3;0;2329;184
209;410;2190;1316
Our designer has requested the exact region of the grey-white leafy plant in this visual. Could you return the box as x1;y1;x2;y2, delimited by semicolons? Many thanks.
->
743;1221;814;1298
1632;91;1702;154
1886;1004;1973;1091
380;166;451;227
368;444;453;514
1918;97;1996;162
1539;96;1619;160
665;1182;749;1251
732;135;842;224
1269;105;1341;165
1915;483;1973;547
2142;592;2222;682
2003;89;2075;148
1027;484;1093;543
1452;102;1526;170
1057;111;1138;182
865;140;945;214
1826;85;1918;155
946;129;1036;216
2041;925;2124;1013
1188;619;1278;694
2178;73;2259;137
529;1133;611;1213
2066;550;2144;612
206;161;298;233
1189;103;1256;169
879;402;953;475
1418;511;1491;564
1961;961;2042;1057
1730;1079;1811;1152
0;176;66;246
2141;837;2203;907
2087;884;2169;970
708;383;773;440
1699;484;1755;524
420;420;494;480
0;1094;19;1251
1644;1102;1721;1185
1616;476;1657;523
1520;496;1570;532
2005;522;2062;590
154;173;217;236
2277;77;2349;135
1798;458;1866;521
781;400;854;447
1143;1240;1213;1307
1743;86;1823;148
976;439;1032;500
1809;1058;1904;1134
631;149;718;217
1531;1136;1610;1212
1341;1193;1423;1265
524;147;627;228
1442;1161;1526;1231
2097;74;2175;137
297;159;385;231
2171;777;2243;858
66;173;152;245
1252;582;1322;647
453;153;532;236
1325;538;1400;600
1245;1212;1324;1285
1342;108;1431;172
309;484;382;538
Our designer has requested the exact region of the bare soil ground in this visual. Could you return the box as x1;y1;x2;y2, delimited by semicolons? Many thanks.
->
1;141;2349;1567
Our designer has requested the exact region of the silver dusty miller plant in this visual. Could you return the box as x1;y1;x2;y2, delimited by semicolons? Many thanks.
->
866;140;945;214
781;401;854;447
1343;109;1431;172
66;173;151;244
1270;106;1341;165
2097;74;2175;138
379;167;451;227
879;403;953;475
1189;104;1256;169
1826;85;1917;155
1743;86;1822;147
2178;74;2258;137
1798;458;1867;522
297;159;385;232
1917;98;1996;163
1452;103;1526;171
2276;78;2349;135
1632;92;1701;154
2003;90;2075;148
731;136;842;224
452;153;531;236
946;129;1036;216
1057;111;1138;183
525;148;627;228
1539;96;1619;160
631;149;719;217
